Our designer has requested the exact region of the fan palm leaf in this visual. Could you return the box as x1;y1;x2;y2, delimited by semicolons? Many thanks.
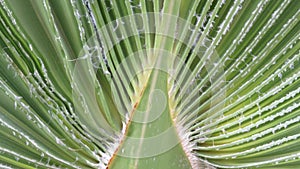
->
0;0;300;168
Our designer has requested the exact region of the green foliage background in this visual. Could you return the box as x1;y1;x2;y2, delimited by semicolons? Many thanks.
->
0;0;300;168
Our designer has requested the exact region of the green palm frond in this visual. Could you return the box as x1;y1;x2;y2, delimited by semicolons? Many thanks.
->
0;0;300;168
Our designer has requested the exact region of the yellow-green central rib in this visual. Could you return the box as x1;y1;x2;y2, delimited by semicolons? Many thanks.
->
107;57;193;169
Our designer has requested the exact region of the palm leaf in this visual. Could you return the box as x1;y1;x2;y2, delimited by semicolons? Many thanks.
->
0;0;300;168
